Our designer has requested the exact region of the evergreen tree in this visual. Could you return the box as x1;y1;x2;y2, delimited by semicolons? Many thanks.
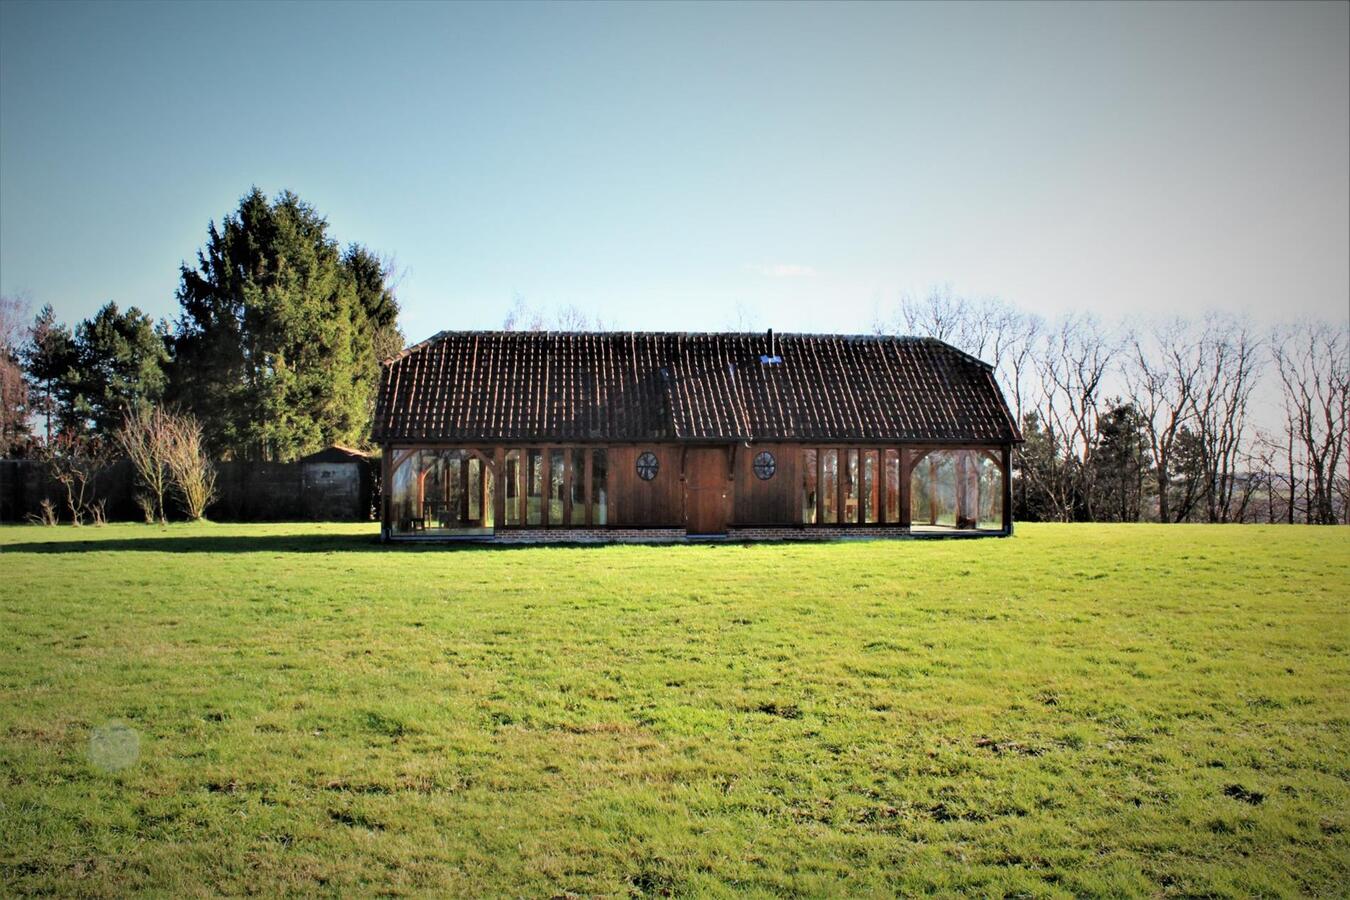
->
1091;401;1152;522
21;304;77;441
69;302;170;435
170;188;401;461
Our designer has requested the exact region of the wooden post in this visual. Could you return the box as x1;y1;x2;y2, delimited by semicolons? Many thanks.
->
817;448;825;524
381;446;392;538
899;448;912;529
1002;444;1014;535
493;447;506;529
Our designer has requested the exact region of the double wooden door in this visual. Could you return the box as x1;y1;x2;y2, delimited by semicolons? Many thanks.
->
684;447;730;534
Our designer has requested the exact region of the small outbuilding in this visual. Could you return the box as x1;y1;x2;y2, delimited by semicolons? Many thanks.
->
372;331;1021;541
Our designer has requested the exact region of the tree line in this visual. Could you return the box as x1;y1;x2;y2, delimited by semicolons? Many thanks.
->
2;188;403;464
874;289;1348;524
1;190;1343;525
0;187;402;523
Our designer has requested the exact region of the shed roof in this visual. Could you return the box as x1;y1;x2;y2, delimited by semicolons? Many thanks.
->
372;331;1021;445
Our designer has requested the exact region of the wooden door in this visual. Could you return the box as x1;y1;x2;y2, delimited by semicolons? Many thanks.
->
684;447;730;534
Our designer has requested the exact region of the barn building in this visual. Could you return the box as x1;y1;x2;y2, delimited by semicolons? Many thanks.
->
372;331;1021;542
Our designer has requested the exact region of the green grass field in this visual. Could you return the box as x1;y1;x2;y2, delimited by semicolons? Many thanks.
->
2;523;1347;896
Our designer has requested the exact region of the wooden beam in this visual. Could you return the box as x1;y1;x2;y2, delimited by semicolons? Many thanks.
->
1002;444;1013;535
381;447;392;538
493;446;506;529
898;447;912;529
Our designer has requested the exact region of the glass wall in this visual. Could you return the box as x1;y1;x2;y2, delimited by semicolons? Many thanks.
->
910;449;1004;531
792;446;1006;531
504;450;521;525
549;449;565;525
884;449;900;523
571;448;586;522
389;449;495;536
800;448;818;524
820;450;838;523
591;449;607;525
526;450;544;525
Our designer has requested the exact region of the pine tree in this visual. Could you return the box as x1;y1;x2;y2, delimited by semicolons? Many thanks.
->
21;304;77;442
69;302;171;436
170;188;401;461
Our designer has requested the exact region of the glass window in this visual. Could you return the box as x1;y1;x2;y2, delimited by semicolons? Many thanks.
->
467;456;481;521
480;458;494;528
884;449;900;523
527;449;543;525
844;449;859;524
570;448;587;525
592;448;608;525
978;451;1005;529
862;450;878;524
801;448;817;524
912;451;956;527
753;450;776;480
504;450;521;525
389;449;493;536
549;449;565;525
820;449;838;524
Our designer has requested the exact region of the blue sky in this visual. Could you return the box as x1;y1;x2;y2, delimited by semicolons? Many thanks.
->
2;1;1346;344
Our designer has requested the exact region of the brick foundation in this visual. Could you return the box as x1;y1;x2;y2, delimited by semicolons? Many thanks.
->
388;525;1007;543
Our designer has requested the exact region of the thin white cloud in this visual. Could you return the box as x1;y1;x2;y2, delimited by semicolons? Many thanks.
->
747;263;817;278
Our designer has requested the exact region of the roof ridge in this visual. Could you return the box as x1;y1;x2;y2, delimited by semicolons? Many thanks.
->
384;330;994;371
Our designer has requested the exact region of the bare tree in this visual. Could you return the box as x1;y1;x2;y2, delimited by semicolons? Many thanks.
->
502;296;605;332
1125;317;1201;522
1190;315;1260;522
116;404;174;523
0;294;31;455
40;434;111;525
163;411;218;521
502;295;546;332
889;285;970;345
1012;314;1115;521
1272;321;1349;524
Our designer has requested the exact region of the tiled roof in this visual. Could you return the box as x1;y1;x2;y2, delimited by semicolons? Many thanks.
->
372;332;1020;445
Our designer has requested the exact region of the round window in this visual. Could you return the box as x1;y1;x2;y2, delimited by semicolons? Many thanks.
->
753;450;776;480
636;451;660;481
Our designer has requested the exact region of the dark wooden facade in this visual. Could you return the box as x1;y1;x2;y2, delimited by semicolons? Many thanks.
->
373;332;1021;540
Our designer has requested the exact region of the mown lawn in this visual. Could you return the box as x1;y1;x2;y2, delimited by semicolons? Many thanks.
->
1;523;1347;896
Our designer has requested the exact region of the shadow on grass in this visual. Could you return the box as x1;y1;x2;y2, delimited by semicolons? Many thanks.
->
3;528;1006;555
0;532;508;554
